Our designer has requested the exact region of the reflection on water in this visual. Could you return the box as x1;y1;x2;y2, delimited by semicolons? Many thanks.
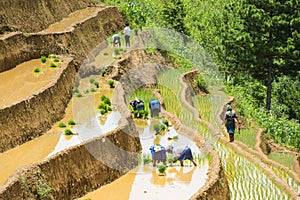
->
80;119;209;199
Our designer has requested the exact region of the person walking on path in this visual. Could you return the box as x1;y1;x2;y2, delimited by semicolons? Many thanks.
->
124;24;131;47
167;146;197;167
223;104;240;142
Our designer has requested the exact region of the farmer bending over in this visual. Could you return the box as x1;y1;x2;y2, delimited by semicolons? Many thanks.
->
167;146;197;167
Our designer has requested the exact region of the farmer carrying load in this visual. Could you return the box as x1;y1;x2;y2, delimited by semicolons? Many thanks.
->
150;145;167;167
223;104;240;142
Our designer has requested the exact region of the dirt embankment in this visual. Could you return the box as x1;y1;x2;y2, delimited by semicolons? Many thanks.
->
0;82;142;200
0;5;125;152
0;0;96;33
0;6;124;73
0;57;76;153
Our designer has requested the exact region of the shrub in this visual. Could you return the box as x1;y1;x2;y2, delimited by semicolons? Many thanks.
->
58;122;66;128
64;129;74;135
90;88;96;92
108;80;115;88
90;78;95;84
94;81;99;88
41;56;47;63
68;120;76;125
83;88;89;94
34;67;40;73
73;87;79;93
76;93;83;97
50;63;57;68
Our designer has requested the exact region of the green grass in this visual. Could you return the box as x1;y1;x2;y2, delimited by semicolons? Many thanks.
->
268;152;294;170
234;128;257;150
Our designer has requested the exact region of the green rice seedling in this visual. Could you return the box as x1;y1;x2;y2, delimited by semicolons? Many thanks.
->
158;164;166;174
50;63;57;68
101;95;107;101
162;119;169;126
68;120;76;126
172;135;179;140
83;88;89;94
234;128;257;149
153;124;161;135
143;155;152;165
58;122;67;128
103;52;109;56
98;103;107;110
73;87;79;93
90;88;96;92
108;80;115;88
268;152;294;170
100;109;106;115
101;69;106;76
114;48;120;55
34;67;40;73
48;54;55;58
64;129;74;135
53;58;60;62
90;78;95;84
94;81;99;88
41;56;47;63
103;97;111;106
76;93;83;98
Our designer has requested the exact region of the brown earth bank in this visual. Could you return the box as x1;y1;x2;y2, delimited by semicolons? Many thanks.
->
0;82;142;200
0;6;124;73
0;56;76;153
0;4;124;152
0;0;96;33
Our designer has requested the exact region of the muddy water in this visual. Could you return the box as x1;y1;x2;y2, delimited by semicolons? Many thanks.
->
0;76;120;185
41;7;104;33
0;58;62;108
80;119;209;200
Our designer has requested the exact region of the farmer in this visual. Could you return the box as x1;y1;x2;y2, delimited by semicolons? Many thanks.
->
150;145;166;167
124;24;131;47
167;146;197;167
223;104;240;142
112;34;121;47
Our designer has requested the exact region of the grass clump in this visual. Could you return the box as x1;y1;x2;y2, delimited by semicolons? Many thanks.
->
34;67;40;73
58;122;67;128
103;52;109;56
41;56;47;63
68;120;76;126
50;62;57;68
133;110;149;119
108;80;115;88
162;119;169;126
48;54;55;58
143;155;152;165
98;96;112;115
90;88;97;92
153;123;166;135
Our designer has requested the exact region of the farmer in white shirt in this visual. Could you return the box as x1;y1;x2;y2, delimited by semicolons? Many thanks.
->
124;24;131;47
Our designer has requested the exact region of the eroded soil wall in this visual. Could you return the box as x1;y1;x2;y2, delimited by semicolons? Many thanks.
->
0;58;77;153
0;6;124;152
0;6;124;73
0;0;96;33
0;128;141;200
